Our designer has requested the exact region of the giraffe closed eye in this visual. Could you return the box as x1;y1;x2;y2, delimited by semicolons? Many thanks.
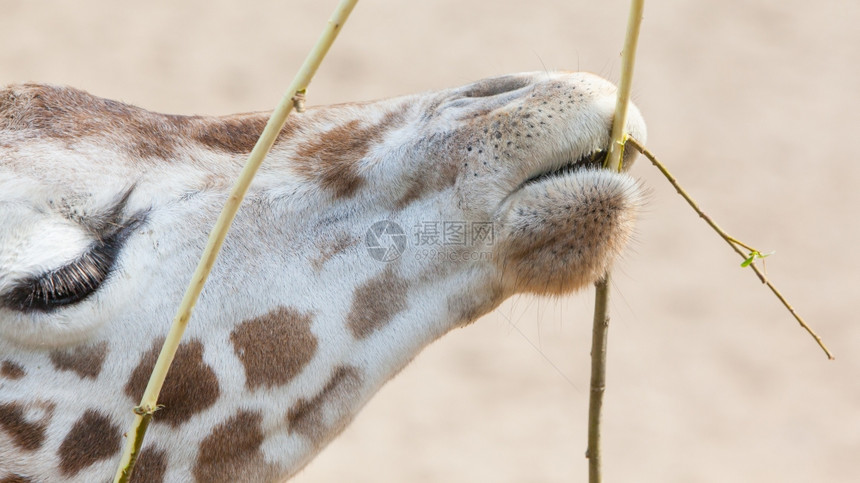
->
0;188;145;314
2;218;142;312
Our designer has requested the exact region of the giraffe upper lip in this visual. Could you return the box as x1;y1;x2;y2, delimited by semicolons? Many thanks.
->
516;148;608;190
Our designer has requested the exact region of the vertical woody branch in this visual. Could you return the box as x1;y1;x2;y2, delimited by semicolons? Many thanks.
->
587;1;644;482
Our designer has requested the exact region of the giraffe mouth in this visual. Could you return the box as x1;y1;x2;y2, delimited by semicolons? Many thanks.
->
492;143;642;295
518;148;608;190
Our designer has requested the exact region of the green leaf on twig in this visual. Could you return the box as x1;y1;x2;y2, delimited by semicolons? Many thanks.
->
741;250;774;268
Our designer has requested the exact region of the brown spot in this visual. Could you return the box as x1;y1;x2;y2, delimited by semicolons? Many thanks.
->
0;84;182;160
0;475;34;483
126;116;181;160
129;446;167;483
125;338;220;427
0;84;298;162
49;341;108;379
346;268;409;339
447;284;504;328
394;158;460;209
191;114;294;154
0;402;49;451
294;106;407;198
193;410;265;483
0;361;25;380
231;307;317;390
394;136;461;209
394;179;427;209
294;119;366;197
57;409;121;476
286;366;362;444
311;232;356;270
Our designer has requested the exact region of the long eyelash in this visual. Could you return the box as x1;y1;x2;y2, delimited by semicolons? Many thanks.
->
4;217;143;312
30;248;111;307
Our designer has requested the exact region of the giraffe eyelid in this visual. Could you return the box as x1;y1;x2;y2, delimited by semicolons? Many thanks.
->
1;183;146;313
2;216;144;313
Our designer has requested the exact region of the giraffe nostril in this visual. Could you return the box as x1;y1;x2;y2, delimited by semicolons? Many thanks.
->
463;76;530;98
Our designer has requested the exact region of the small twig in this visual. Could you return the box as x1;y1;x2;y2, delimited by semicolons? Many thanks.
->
112;1;359;481
626;136;834;360
726;235;757;254
131;404;162;416
292;89;307;112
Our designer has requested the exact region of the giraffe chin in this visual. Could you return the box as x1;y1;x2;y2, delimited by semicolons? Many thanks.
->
493;168;642;296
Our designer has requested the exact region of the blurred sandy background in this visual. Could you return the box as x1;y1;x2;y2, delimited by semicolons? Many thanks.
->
2;1;857;481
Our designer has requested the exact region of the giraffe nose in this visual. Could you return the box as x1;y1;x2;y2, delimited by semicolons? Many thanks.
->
462;75;531;98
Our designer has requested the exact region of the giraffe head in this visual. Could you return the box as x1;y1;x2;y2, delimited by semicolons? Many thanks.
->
0;71;644;481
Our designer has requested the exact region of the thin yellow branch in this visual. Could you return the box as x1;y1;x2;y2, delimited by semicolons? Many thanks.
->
603;0;645;172
725;235;757;254
626;136;834;360
112;1;359;481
